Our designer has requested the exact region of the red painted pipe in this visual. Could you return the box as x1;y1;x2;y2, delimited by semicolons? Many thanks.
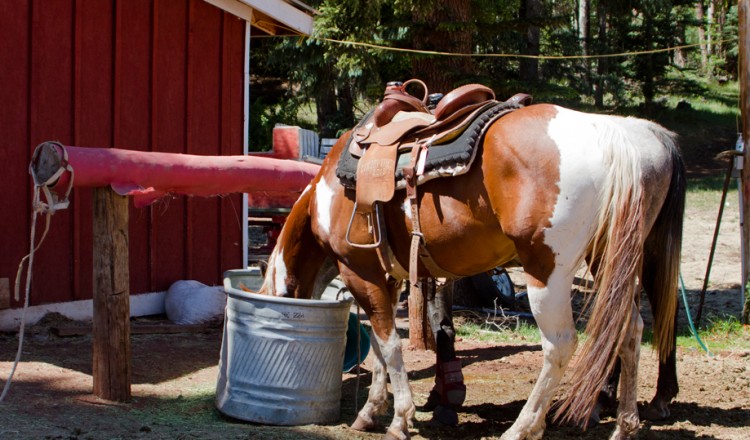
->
31;142;320;208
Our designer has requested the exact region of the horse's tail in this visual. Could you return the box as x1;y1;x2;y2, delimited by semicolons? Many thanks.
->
644;131;685;362
554;122;683;426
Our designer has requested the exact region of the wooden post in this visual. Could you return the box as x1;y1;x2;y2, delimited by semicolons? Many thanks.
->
740;0;750;324
92;187;131;401
408;281;436;351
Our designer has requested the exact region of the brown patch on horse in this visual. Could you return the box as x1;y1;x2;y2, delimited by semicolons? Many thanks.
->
480;105;562;286
264;187;328;298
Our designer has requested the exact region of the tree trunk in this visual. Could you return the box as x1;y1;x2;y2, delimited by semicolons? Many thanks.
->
594;1;607;108
578;0;590;56
674;20;687;68
707;0;715;56
578;0;591;93
715;0;728;60
641;11;656;111
411;0;473;93
316;66;338;137
696;1;709;71
519;0;543;82
337;82;355;131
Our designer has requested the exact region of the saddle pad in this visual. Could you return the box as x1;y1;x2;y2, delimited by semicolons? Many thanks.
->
337;101;516;191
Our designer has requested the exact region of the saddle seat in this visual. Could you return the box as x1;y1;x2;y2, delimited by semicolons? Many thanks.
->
340;81;530;207
351;83;498;155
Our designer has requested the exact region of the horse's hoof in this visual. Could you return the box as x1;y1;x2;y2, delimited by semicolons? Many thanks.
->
383;428;409;440
608;429;638;440
351;414;380;432
640;399;670;420
429;405;459;427
582;402;604;429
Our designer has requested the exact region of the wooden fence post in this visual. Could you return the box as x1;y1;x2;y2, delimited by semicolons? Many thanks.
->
740;0;750;324
92;187;131;401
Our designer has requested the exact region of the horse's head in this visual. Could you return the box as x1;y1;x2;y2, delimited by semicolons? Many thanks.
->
256;182;331;298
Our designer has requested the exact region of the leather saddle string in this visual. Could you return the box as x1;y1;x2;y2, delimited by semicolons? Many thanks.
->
403;143;426;296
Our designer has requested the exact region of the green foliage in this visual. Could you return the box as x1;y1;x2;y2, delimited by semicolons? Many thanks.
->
250;0;740;138
455;317;542;344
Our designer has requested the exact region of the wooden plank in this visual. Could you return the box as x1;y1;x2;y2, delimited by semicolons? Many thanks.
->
115;0;153;294
241;0;313;35
220;14;246;272
73;0;115;301
186;0;222;282
151;0;188;290
29;0;75;304
740;0;750;324
0;1;31;308
92;187;131;402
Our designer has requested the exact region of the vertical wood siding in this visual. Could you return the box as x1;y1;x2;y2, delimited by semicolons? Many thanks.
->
0;0;245;307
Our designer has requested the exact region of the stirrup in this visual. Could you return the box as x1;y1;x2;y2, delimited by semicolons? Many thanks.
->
345;202;383;249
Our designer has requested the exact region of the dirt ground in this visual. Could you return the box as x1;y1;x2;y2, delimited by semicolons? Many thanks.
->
1;177;749;439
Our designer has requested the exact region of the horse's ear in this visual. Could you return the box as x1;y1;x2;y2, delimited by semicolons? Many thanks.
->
258;260;268;278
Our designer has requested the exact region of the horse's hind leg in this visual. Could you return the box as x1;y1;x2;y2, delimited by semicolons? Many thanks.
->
643;330;677;420
501;269;578;440
610;303;644;440
640;259;679;420
424;280;466;427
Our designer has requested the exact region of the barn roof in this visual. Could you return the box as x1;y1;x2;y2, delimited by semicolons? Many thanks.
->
204;0;315;35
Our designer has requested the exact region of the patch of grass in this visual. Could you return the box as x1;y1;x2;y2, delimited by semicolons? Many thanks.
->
685;174;738;212
458;311;749;353
641;316;750;353
681;315;750;352
455;317;541;344
132;390;223;428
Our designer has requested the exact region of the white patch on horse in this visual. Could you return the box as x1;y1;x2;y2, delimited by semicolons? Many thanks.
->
315;178;335;236
273;248;288;296
546;106;624;264
371;319;415;437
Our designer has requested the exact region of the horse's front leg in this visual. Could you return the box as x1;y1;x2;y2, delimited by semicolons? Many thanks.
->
423;279;465;427
351;332;389;432
339;264;415;440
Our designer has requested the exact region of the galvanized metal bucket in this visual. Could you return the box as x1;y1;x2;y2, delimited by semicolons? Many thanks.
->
215;268;352;425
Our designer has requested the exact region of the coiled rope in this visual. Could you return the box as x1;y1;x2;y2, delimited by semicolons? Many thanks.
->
0;143;73;403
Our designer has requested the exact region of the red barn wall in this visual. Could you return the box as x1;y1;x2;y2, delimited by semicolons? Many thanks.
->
0;0;246;308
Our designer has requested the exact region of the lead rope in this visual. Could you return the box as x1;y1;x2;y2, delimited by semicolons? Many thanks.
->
0;148;73;403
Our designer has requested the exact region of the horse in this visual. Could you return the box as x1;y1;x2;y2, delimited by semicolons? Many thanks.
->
257;102;685;439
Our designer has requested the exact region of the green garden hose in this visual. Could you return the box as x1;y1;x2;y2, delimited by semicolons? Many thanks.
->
679;273;712;355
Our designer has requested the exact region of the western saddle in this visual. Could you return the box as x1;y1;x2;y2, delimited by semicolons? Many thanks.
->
337;79;530;283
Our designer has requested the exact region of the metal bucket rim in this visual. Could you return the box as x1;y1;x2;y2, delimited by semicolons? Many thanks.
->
223;269;353;308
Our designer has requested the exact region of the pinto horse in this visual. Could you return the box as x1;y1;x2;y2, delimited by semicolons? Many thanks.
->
258;103;685;440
